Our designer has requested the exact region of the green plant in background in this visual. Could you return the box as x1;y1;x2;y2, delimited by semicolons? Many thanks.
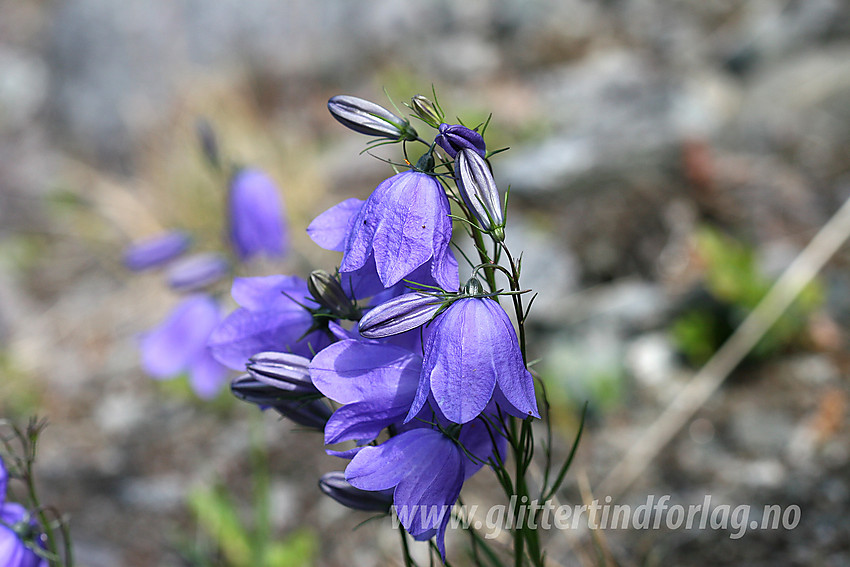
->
184;416;316;567
671;225;823;366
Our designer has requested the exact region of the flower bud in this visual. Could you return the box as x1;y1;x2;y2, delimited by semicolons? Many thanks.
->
319;471;392;513
195;118;220;170
123;231;190;271
358;292;443;338
307;270;360;320
247;351;319;397
410;95;443;128
328;95;417;141
231;374;331;429
165;252;229;292
455;149;504;239
436;123;486;159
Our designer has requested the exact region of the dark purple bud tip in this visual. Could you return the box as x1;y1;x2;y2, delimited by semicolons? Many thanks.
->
319;471;393;513
358;292;443;338
246;351;319;396
307;270;360;320
166;253;230;292
328;95;417;141
231;374;331;429
435;123;486;159
124;231;190;271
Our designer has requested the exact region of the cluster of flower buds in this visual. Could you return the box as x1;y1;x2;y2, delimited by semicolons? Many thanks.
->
126;124;288;399
197;91;537;560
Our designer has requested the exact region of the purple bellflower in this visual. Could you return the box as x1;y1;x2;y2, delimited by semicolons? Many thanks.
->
307;197;452;300
407;296;540;424
140;294;229;399
435;123;486;159
0;458;47;567
228;168;287;261
208;275;331;370
123;230;190;271
310;340;422;445
338;171;458;292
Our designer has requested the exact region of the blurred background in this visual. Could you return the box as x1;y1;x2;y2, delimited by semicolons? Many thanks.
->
1;0;849;565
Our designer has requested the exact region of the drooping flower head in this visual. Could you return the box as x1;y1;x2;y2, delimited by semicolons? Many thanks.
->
228;168;287;261
407;292;540;424
140;294;229;399
338;170;458;292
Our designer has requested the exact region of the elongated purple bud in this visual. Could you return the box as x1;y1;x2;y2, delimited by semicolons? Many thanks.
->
328;95;417;141
436;123;486;159
124;231;190;271
246;351;319;397
455;149;504;240
231;374;331;429
319;471;392;513
166;253;229;292
358;292;443;338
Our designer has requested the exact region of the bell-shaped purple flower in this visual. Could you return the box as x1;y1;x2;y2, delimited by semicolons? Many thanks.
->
407;297;539;424
208;275;331;370
339;171;458;292
435;123;486;159
165;252;230;292
319;471;393;513
345;428;463;557
123;231;190;271
310;340;421;445
140;294;229;399
228;168;287;261
358;292;443;339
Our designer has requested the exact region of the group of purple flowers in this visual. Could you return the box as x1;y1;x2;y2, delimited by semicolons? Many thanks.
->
129;93;546;561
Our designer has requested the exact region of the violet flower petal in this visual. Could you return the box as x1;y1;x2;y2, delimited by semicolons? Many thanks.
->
228;168;287;261
340;171;457;290
306;198;364;252
140;295;222;379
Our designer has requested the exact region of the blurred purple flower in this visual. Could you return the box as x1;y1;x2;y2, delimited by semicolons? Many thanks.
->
207;275;331;370
435;123;486;159
337;171;458;291
123;231;190;271
228;168;287;261
165;252;230;292
407;297;539;424
140;294;229;399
